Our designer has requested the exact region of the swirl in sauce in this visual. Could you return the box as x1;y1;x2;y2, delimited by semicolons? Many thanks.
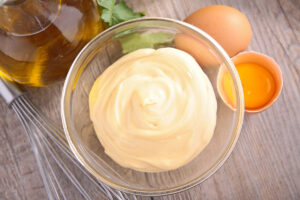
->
89;48;217;172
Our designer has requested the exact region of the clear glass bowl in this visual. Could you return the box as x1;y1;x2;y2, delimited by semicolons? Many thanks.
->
61;17;244;196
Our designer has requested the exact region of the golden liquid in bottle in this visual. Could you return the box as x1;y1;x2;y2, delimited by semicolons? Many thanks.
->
0;0;103;86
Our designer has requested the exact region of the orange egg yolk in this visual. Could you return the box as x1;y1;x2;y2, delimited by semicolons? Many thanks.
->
223;63;276;109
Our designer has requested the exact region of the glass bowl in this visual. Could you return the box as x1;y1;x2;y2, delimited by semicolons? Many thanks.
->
61;17;244;196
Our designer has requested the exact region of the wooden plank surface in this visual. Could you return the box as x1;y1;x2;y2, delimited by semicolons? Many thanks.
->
0;0;299;199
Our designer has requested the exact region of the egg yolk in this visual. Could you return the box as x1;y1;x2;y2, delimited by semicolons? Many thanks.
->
223;63;276;109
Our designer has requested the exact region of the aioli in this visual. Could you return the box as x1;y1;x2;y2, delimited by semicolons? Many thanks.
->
89;48;217;172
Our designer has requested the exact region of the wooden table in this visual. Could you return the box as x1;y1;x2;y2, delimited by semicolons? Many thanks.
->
0;0;299;199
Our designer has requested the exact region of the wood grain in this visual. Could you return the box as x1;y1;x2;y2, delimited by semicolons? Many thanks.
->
0;0;299;199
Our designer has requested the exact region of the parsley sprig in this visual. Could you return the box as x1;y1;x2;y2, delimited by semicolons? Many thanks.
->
96;0;174;54
119;32;174;53
97;0;145;27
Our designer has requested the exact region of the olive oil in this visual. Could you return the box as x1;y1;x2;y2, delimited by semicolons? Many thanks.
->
0;0;103;86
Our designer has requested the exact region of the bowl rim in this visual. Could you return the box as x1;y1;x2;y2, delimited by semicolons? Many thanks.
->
61;17;244;196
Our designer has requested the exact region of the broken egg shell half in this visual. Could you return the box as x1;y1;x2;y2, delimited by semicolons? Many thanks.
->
217;51;283;113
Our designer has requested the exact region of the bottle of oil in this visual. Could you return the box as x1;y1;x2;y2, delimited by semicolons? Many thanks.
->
0;0;103;86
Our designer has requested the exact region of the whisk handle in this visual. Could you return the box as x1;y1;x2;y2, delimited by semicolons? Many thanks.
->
0;77;24;105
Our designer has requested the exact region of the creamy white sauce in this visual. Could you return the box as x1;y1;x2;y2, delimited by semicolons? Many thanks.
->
89;48;217;172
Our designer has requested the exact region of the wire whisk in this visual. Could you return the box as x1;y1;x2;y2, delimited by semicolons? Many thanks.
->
0;77;137;200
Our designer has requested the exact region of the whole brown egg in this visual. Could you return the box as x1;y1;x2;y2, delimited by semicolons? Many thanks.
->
184;5;252;57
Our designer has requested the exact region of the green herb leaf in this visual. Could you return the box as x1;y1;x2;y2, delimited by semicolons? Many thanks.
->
97;0;116;26
119;32;174;54
97;0;115;9
97;0;145;27
100;9;113;25
113;1;145;22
